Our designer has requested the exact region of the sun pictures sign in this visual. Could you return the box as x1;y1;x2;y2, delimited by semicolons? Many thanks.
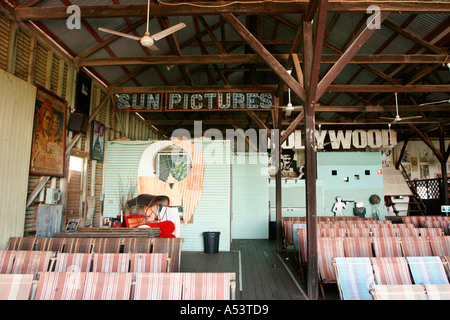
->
115;90;276;111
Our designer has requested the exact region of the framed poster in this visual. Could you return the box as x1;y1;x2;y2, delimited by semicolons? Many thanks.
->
30;86;66;177
91;120;105;161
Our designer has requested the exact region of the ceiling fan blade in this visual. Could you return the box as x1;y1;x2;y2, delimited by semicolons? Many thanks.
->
98;27;141;41
379;116;396;120
398;115;422;120
148;44;160;51
151;22;186;41
419;99;450;106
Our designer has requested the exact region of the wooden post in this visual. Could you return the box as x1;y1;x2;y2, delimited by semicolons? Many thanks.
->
439;124;449;205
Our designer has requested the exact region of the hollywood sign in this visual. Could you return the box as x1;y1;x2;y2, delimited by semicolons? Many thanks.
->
115;91;276;111
281;129;397;150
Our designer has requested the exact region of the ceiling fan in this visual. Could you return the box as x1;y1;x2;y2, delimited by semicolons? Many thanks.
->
379;92;422;122
98;0;186;51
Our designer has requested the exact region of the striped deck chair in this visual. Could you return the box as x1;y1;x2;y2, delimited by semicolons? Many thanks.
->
403;216;420;228
132;273;183;300
40;237;65;252
63;238;94;253
92;238;122;253
0;250;16;274
370;284;427;300
152;238;184;272
407;256;449;285
372;237;403;257
346;228;371;237
130;253;168;273
419;228;444;237
371;227;399;237
91;253;130;272
122;238;152;253
11;251;54;274
344;237;374;257
318;237;345;298
400;237;433;257
320;228;346;237
397;228;420;237
0;274;34;300
427;220;450;235
182;273;236;300
429;236;450;256
297;228;308;264
443;256;450;280
425;284;450;300
34;272;87;300
370;257;412;285
333;257;375;300
82;272;133;300
7;237;36;251
53;253;93;272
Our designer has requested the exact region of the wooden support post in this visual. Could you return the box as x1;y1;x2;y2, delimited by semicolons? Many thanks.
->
439;124;448;205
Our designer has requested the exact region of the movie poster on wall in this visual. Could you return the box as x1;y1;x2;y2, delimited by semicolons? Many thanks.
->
91;121;105;161
30;86;66;177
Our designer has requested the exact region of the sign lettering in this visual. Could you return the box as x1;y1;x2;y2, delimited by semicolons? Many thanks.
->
115;90;276;111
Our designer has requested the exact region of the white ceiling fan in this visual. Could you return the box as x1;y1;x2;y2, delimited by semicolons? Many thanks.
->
98;0;186;51
379;92;422;122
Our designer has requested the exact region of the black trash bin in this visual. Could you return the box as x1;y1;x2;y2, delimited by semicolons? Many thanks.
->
203;231;220;254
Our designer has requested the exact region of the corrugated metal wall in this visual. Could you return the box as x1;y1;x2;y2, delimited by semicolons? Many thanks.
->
231;153;269;239
0;68;37;249
103;140;232;251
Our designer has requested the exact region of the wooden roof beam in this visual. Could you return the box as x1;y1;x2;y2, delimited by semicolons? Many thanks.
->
14;2;450;21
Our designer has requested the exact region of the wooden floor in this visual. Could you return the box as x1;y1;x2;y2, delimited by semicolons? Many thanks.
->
180;239;310;300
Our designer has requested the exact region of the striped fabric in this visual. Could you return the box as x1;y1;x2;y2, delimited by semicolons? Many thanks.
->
11;251;53;274
7;237;36;250
122;238;152;253
0;274;34;300
419;228;444;237
371;228;398;237
0;250;16;274
93;238;122;253
371;284;427;300
182;273;235;300
370;257;412;285
42;238;65;252
397;228;420;237
372;237;402;257
401;237;433;257
130;253;168;273
444;256;450;280
429;236;450;256
320;228;346;237
343;237;373;257
293;224;306;251
153;238;183;272
82;272;132;300
133;273;183;300
425;284;450;300
407;256;449;285
347;228;371;237
297;228;307;263
92;253;130;272
63;238;94;253
54;253;93;272
333;257;375;300
403;217;420;228
318;237;345;283
34;272;86;300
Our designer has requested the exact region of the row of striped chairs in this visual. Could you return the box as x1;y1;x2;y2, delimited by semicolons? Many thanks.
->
403;215;450;228
7;237;183;272
0;272;237;300
0;250;170;274
370;284;450;300
333;256;450;300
